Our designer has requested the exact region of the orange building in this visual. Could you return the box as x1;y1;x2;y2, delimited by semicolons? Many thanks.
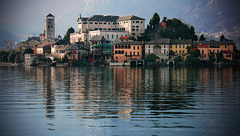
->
113;41;144;63
194;41;234;60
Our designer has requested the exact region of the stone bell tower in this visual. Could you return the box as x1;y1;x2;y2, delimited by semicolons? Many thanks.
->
45;13;55;40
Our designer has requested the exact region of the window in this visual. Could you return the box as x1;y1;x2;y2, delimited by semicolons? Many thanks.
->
103;28;107;30
137;52;139;55
125;52;127;56
134;52;135;56
164;50;166;53
107;34;109;38
225;45;227;48
116;35;118;38
176;50;178;53
202;50;204;54
136;26;139;28
108;23;110;25
108;28;111;30
83;22;87;24
112;35;114;39
149;50;150;53
133;46;135;50
132;33;135;35
99;22;102;24
136;21;139;23
132;29;135;31
183;50;185;54
104;22;107;24
132;26;135;28
133;21;135;23
95;22;98;24
130;52;132;56
95;28;98;30
164;46;166;48
99;28;102;30
149;46;150;48
137;46;139;50
89;22;93;24
136;29;138;31
179;45;181;48
141;21;143;23
217;50;219;53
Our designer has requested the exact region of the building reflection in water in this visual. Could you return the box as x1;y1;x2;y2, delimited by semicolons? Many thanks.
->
22;66;236;124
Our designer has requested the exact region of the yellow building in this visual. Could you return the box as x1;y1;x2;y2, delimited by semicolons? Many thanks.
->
170;39;192;59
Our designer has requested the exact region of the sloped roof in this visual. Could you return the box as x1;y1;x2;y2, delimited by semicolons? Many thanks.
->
65;42;90;50
87;15;119;22
46;13;54;17
146;38;171;44
115;41;143;45
193;41;233;45
171;39;192;44
117;15;145;21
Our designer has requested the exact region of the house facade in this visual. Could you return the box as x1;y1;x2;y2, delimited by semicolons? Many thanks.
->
145;38;170;61
194;41;234;60
113;41;144;63
70;15;145;43
65;42;90;62
170;39;192;58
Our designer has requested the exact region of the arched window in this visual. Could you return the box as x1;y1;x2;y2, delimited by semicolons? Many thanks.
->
122;50;124;54
115;50;117;54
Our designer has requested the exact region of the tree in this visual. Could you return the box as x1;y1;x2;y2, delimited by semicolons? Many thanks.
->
8;50;16;63
199;34;206;41
0;50;10;62
3;39;14;50
174;56;183;62
15;54;21;63
146;53;158;62
63;27;75;44
220;35;226;41
162;17;167;22
24;48;34;54
216;51;224;62
150;13;160;28
193;49;200;58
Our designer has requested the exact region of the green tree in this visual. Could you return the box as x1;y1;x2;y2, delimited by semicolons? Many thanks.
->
24;48;34;54
193;49;201;58
162;17;167;22
0;50;10;62
8;50;16;63
63;27;75;44
15;54;21;63
199;34;206;41
220;35;226;41
62;54;69;63
150;13;160;28
146;53;158;62
216;51;224;62
174;56;183;62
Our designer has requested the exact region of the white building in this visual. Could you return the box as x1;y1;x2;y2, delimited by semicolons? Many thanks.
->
70;15;145;43
145;38;171;61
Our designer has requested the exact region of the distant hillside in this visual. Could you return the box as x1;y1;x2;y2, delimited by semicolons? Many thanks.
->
0;28;19;50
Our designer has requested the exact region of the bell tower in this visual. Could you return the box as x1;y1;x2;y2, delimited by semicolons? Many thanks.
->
45;13;55;40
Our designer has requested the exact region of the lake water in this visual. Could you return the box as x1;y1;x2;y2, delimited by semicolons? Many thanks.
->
0;66;240;136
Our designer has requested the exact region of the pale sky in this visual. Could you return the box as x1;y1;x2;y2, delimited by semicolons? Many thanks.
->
0;0;239;43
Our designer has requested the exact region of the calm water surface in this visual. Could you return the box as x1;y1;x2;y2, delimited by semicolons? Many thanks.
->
0;66;240;136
